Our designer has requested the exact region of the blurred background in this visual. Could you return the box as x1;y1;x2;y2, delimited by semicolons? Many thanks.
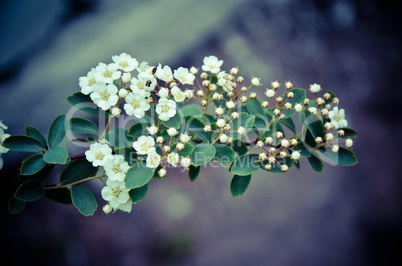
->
1;0;401;265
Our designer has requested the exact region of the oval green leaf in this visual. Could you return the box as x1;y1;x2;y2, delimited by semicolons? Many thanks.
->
128;183;149;204
60;158;99;185
231;154;259;176
2;135;45;152
230;175;251;197
70;117;99;135
8;197;26;214
25;126;47;148
14;180;45;202
48;114;68;149
125;162;155;189
44;146;70;165
20;154;47;175
105;127;133;148
214;144;235;165
45;187;72;204
191;143;216;166
71;186;98;216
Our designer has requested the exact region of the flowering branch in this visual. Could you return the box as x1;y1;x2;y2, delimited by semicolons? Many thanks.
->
1;53;358;216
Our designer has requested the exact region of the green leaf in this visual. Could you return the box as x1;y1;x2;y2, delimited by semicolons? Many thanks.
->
25;126;47;148
339;128;358;138
231;139;248;156
214;144;235;165
71;186;98;216
229;113;255;140
43;146;70;165
45;187;72;204
279;117;296;133
308;153;324;172
67;92;103;116
70;117;99;135
246;98;265;116
60;158;99;185
14;181;45;202
230;175;251;197
281;88;306;118
318;147;358;166
8;197;26;214
162;109;182;129
172;142;195;157
20;154;47;175
2;135;45;152
128;123;146;138
105;127;133;148
180;104;202;117
188;165;200;182
184;116;211;142
299;110;324;140
231;154;259;176
191;143;216;166
48;114;68;149
26;164;54;182
125;162;155;189
129;183;149;204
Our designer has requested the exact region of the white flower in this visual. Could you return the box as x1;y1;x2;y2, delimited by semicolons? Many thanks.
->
112;52;139;72
180;157;192;168
291;151;301;160
156;98;177;121
217;71;233;92
308;107;318;115
180;132;191;143
121;72;132;83
101;179;132;212
136;61;150;74
265;89;275;98
132;136;156;155
90;82;119;111
79;68;97;95
111;107;121;117
158;87;170;98
328;106;348;129
158;168;167;177
184;89;194;99
103;155;130;182
237;126;247;135
281;139;290;148
174;67;195;85
167;152;179;167
167;127;178;136
171;86;186;102
94;62;121;84
85;142;113;167
309;83;322;93
345;138;353;148
130;73;156;97
147;125;158;135
146;151;161;169
201;55;223;74
123;93;150;118
226;101;235;109
216;119;226;128
219;134;229;143
0;122;10;155
251;77;261;86
156;65;174;83
103;204;113;214
294;103;303;113
118;88;128;98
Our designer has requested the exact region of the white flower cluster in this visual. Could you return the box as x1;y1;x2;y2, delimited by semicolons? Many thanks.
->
85;141;132;213
79;53;196;121
0;121;10;170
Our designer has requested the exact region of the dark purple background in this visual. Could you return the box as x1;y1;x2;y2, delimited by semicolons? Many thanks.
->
1;0;401;265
